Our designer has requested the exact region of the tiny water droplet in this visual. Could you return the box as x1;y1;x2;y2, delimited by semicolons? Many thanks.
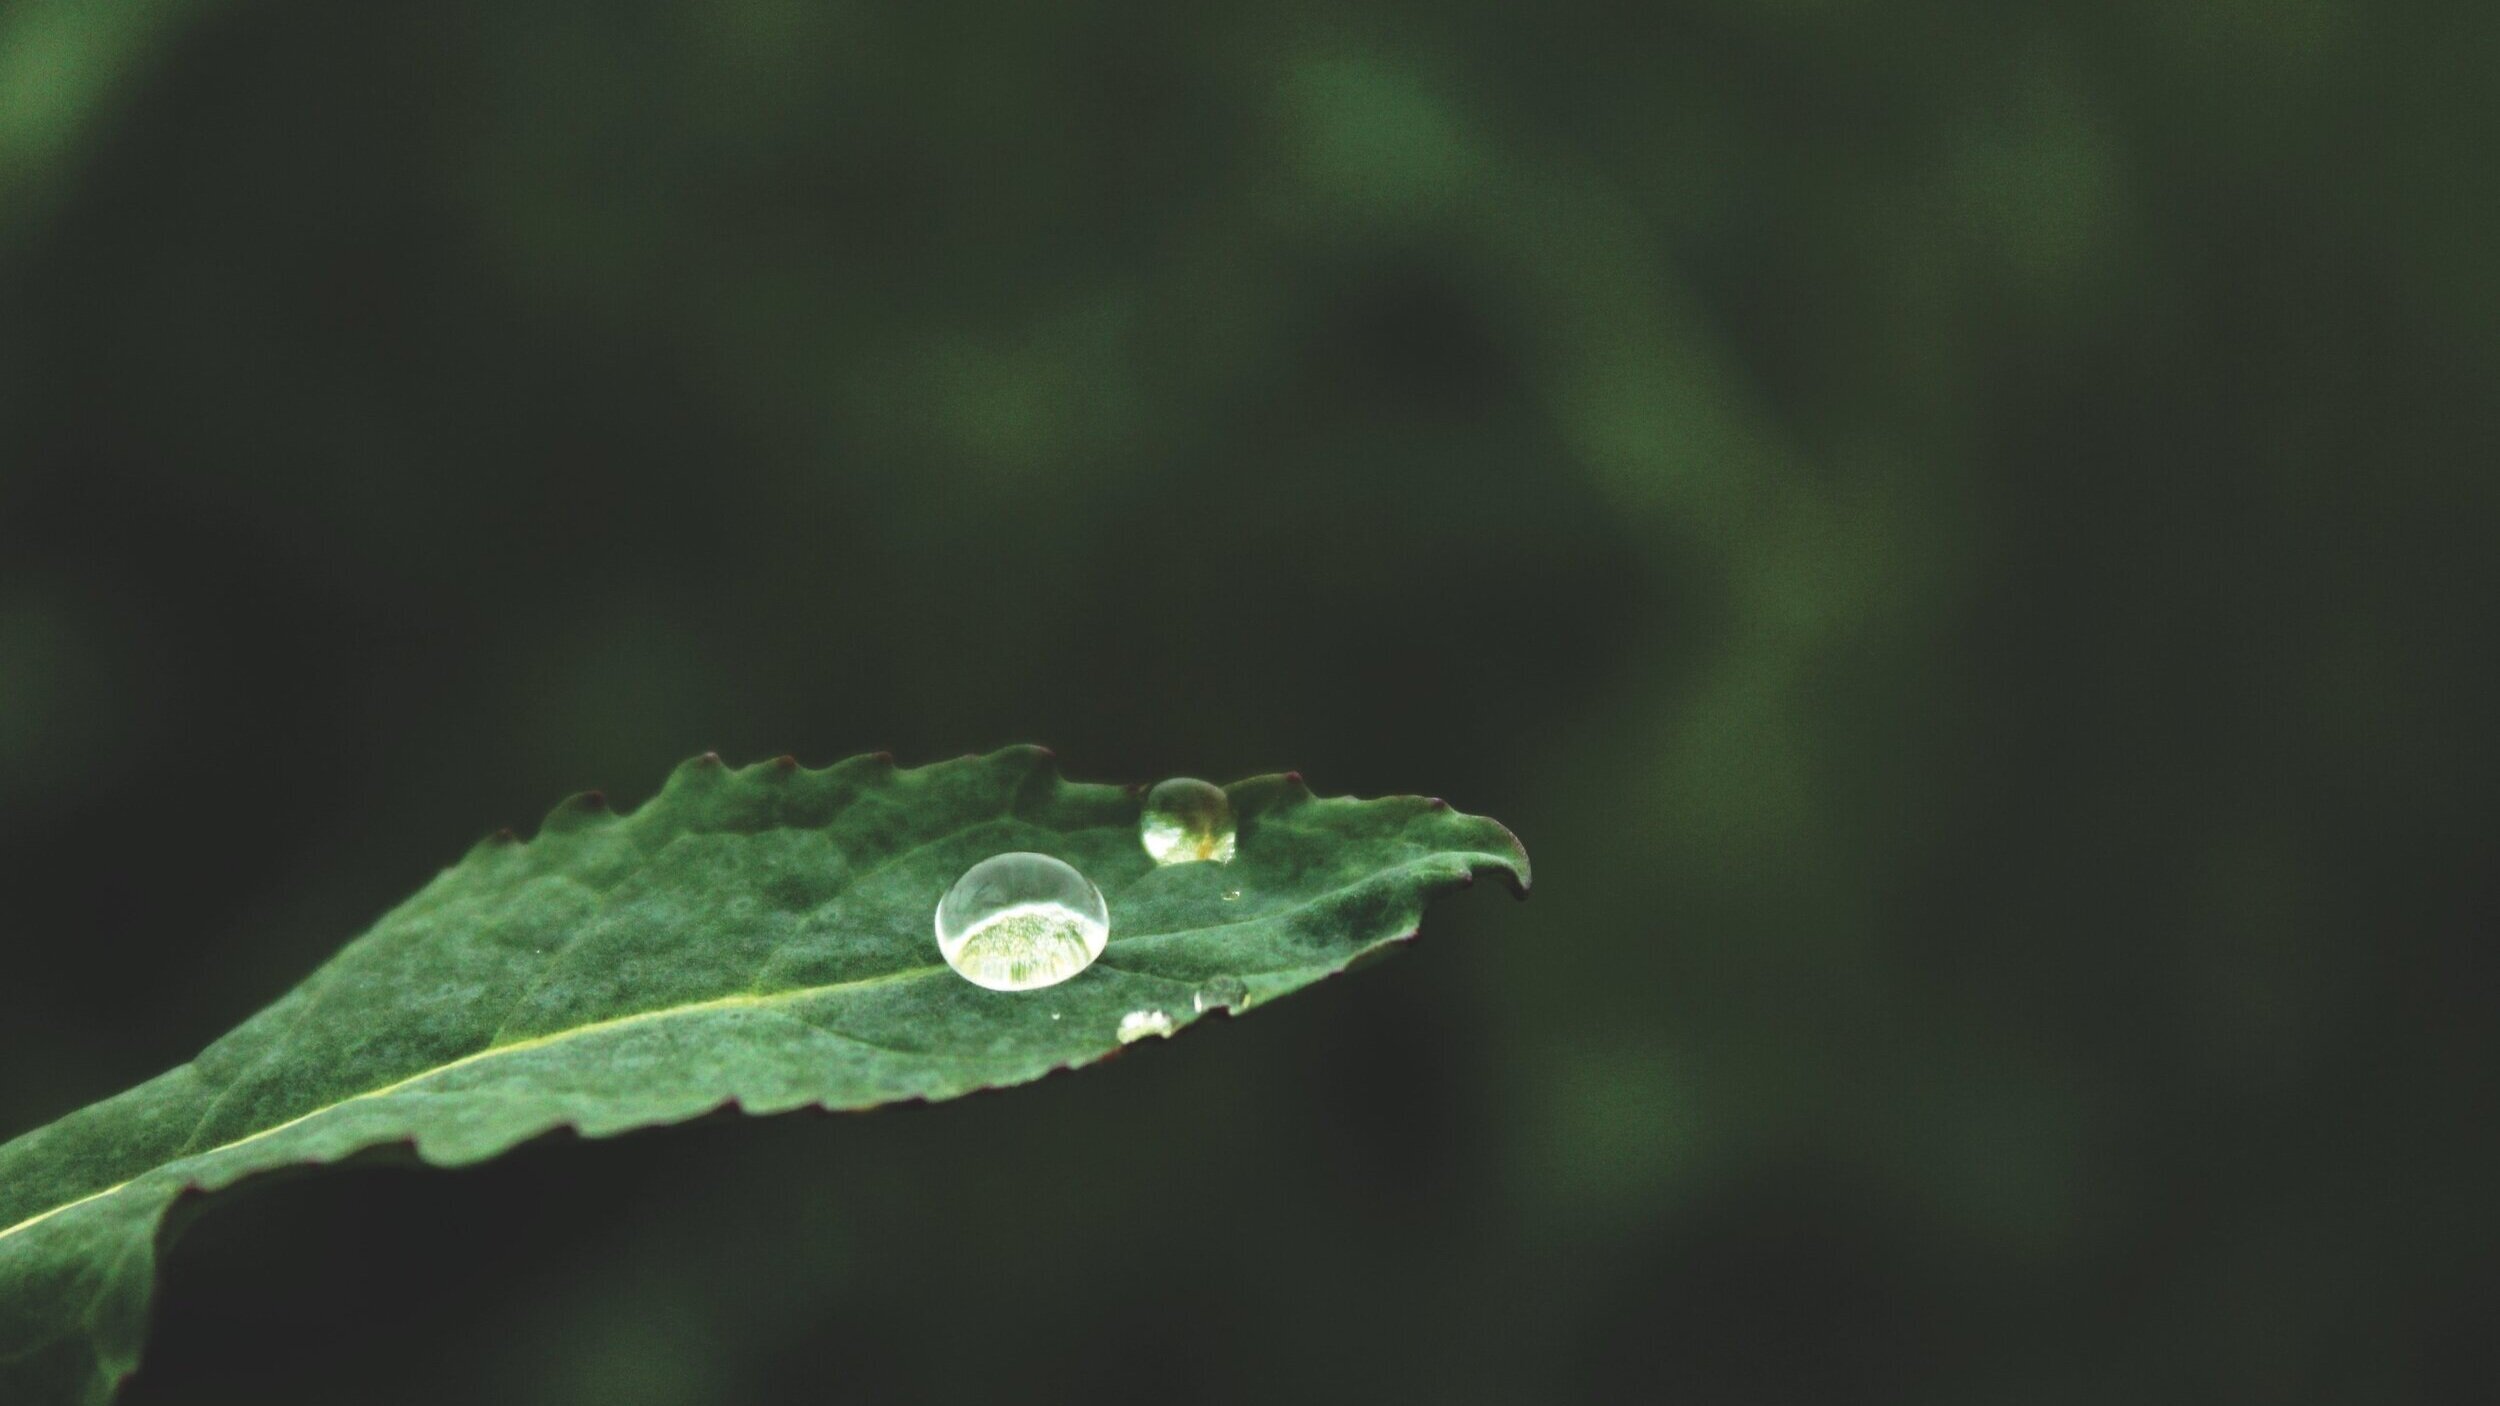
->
1193;976;1249;1014
934;852;1109;992
1219;888;1242;901
1050;1011;1062;1021
1116;1009;1175;1044
1140;777;1236;865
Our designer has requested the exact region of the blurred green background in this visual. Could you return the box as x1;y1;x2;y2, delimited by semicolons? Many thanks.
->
3;1;2494;1400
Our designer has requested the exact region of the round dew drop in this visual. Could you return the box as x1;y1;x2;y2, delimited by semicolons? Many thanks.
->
1140;778;1236;865
935;852;1109;992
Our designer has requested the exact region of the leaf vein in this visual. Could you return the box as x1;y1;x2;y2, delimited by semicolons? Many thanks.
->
0;964;953;1245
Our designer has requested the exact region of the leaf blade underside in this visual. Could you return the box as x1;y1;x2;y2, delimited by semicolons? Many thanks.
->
0;747;1529;1403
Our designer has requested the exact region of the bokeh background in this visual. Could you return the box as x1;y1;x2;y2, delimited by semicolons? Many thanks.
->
4;1;2494;1401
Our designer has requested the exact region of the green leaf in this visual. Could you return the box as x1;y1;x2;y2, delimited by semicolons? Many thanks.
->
0;746;1528;1403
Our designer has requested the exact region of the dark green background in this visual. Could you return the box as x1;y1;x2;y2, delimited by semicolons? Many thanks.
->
2;1;2492;1401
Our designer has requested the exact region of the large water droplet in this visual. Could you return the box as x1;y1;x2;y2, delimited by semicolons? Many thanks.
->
934;852;1109;992
1117;1009;1175;1044
1140;778;1236;865
1193;976;1249;1015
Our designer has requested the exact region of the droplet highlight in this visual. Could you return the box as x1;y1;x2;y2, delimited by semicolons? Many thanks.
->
1116;1009;1175;1044
1193;976;1249;1015
1140;777;1236;865
934;852;1109;992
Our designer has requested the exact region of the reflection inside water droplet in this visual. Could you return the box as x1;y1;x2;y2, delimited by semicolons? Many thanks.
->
1140;778;1236;865
1193;976;1249;1015
1116;1009;1174;1043
934;852;1109;992
1220;889;1242;902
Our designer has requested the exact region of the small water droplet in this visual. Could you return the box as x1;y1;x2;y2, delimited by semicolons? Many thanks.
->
1219;888;1242;901
1193;976;1249;1014
934;852;1109;992
1050;1012;1062;1021
1140;777;1236;865
1116;1009;1175;1044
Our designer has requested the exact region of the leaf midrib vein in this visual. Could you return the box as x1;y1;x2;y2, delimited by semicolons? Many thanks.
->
0;962;946;1246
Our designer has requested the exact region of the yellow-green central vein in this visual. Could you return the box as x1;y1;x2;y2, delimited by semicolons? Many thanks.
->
0;963;946;1246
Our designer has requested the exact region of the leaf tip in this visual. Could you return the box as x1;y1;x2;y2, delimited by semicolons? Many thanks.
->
1490;823;1533;898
